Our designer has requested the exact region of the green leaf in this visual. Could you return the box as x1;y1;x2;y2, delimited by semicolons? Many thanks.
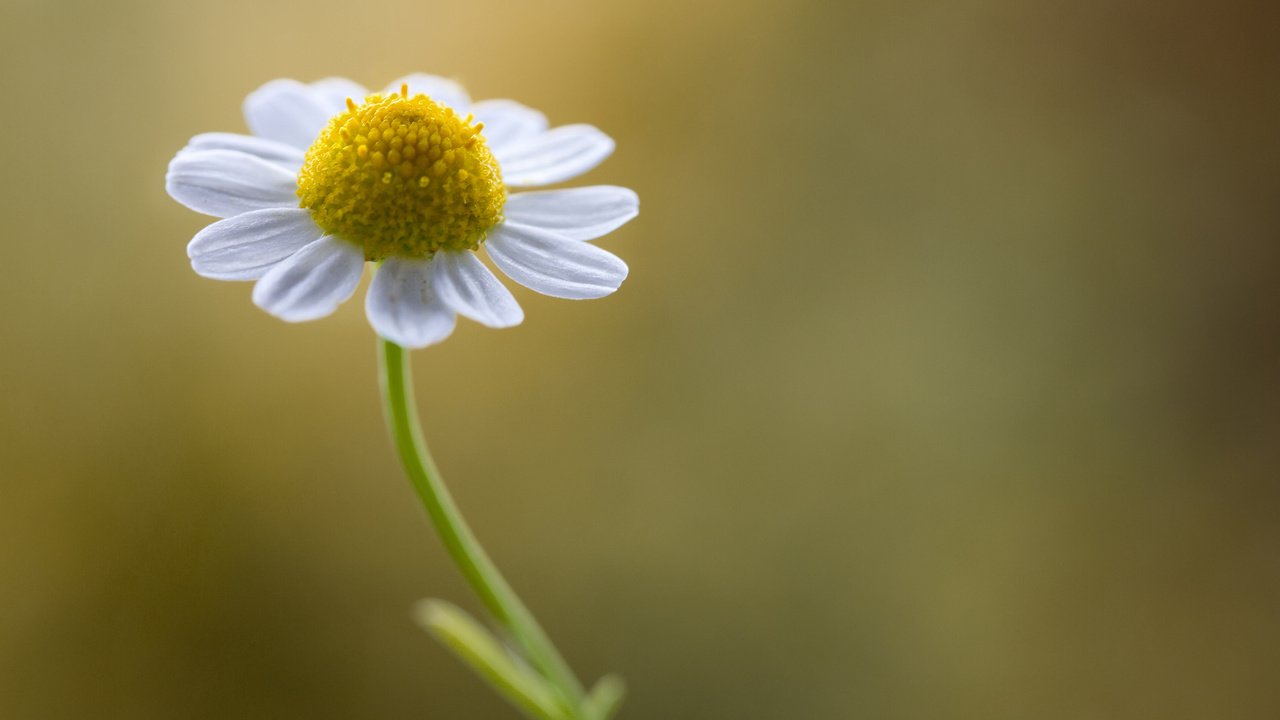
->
414;599;571;720
583;674;626;720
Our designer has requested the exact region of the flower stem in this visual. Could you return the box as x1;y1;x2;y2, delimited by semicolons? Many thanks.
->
377;339;587;712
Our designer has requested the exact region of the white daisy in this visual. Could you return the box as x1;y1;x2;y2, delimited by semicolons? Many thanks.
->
166;74;638;348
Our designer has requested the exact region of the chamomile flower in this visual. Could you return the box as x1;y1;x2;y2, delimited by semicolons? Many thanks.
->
166;74;637;348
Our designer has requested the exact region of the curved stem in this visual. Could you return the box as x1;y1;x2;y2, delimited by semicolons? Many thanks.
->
377;339;587;711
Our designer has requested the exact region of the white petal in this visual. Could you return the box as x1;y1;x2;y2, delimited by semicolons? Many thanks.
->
166;149;298;218
486;223;628;300
382;74;470;112
243;78;335;150
469;99;547;155
366;257;457;348
497;125;616;188
178;132;306;172
252;236;365;322
187;208;324;281
503;186;639;241
430;251;523;328
309;77;368;113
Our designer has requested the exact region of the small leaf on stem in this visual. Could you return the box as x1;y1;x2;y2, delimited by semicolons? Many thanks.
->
414;599;572;720
583;674;627;720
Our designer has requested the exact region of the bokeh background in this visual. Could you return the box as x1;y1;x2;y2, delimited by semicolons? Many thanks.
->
2;0;1278;717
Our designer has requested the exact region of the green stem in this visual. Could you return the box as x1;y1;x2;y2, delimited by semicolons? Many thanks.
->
377;339;587;711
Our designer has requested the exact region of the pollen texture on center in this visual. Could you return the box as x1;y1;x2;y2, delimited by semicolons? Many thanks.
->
297;86;505;260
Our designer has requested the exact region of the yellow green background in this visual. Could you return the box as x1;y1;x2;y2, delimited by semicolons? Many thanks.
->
2;0;1278;717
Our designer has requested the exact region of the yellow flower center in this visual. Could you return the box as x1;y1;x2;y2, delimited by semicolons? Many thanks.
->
296;86;506;261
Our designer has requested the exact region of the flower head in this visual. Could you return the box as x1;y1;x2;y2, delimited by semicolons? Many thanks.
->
166;74;637;348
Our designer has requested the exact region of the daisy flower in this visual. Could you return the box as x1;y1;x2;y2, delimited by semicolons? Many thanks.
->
166;74;637;348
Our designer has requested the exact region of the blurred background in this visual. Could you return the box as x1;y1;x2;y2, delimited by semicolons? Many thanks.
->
2;0;1278;717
